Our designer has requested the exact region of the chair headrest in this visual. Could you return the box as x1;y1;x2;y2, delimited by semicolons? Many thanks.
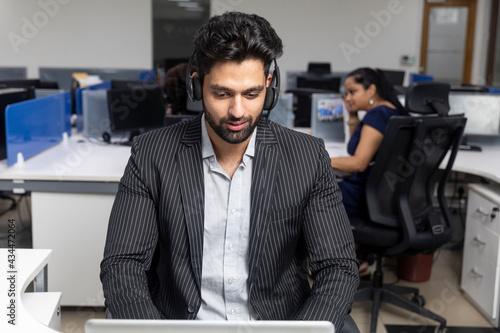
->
405;81;451;116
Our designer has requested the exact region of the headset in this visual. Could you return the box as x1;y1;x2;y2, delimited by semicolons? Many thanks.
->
186;52;281;116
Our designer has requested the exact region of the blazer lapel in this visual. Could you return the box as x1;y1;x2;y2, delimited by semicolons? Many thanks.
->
178;117;204;289
248;119;280;289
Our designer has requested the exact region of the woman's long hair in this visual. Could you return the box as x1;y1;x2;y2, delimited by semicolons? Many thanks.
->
346;67;406;113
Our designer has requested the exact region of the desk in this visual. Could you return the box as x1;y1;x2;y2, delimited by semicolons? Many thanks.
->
326;141;500;185
0;135;130;306
1;133;499;308
0;249;61;332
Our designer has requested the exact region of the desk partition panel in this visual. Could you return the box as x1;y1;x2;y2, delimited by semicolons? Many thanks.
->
5;92;71;167
82;89;111;140
0;67;27;80
75;81;112;132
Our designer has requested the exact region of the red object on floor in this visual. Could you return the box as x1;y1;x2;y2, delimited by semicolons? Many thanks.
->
397;253;434;282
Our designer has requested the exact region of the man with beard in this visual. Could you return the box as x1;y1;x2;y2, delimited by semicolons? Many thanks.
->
100;11;359;333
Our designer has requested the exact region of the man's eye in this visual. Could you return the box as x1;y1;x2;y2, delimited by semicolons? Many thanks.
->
214;92;229;97
245;92;259;98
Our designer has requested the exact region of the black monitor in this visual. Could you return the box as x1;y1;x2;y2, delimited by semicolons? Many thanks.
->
307;62;331;75
296;76;341;92
289;75;341;127
0;79;59;89
107;86;166;142
0;88;36;160
379;69;405;87
164;58;190;72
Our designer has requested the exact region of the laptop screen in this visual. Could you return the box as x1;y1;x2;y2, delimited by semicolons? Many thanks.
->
85;319;335;333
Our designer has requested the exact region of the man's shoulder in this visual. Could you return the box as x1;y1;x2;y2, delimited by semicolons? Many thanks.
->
134;116;201;151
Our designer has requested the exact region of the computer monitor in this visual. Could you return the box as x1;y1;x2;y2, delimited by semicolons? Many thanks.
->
0;88;35;160
307;62;331;75
287;76;341;127
296;76;341;92
448;92;500;150
164;58;190;72
310;93;345;143
379;69;405;87
85;319;335;333
448;92;500;136
107;86;166;142
0;79;59;89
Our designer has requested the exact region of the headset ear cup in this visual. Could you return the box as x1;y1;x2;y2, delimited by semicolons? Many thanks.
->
263;87;275;110
192;77;203;101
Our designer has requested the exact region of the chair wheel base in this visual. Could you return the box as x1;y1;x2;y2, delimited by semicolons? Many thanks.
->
411;294;425;307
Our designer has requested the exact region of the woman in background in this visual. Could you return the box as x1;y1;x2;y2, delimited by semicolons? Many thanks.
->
331;68;406;273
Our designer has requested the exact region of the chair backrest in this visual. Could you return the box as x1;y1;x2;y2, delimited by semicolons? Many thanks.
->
365;82;467;256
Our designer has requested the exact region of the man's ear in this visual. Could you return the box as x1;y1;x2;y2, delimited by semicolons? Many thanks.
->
266;73;272;87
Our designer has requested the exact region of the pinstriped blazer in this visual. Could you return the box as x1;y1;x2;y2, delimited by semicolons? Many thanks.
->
100;114;359;330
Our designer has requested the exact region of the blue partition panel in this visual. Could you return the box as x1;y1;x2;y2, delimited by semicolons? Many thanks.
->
409;73;434;83
5;92;71;167
75;81;112;132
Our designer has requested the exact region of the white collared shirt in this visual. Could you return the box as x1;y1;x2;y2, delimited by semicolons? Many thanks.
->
196;114;257;321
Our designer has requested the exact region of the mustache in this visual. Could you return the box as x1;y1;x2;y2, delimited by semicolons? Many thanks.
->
222;115;252;123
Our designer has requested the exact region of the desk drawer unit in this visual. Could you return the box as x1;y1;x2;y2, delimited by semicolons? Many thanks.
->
461;184;500;327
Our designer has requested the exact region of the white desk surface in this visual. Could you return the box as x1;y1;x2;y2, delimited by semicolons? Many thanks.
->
447;144;500;184
0;134;131;182
0;249;60;332
325;141;500;185
0;134;499;185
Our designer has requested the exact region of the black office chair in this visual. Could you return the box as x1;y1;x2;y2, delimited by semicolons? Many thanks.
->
350;82;466;333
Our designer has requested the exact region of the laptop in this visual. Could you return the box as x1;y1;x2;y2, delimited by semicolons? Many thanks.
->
85;319;335;333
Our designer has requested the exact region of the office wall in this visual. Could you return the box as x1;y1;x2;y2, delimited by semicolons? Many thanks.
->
211;0;423;85
0;0;152;78
0;0;491;85
211;0;490;86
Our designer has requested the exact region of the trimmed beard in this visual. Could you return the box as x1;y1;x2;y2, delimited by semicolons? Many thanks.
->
204;108;261;144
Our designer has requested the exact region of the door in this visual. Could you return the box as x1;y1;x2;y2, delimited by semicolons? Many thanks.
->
487;0;500;87
420;0;477;85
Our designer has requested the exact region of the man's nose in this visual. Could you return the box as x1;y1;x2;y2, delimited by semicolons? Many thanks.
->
229;95;245;118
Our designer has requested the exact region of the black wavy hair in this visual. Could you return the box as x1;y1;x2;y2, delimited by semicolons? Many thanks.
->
192;11;283;80
346;67;406;113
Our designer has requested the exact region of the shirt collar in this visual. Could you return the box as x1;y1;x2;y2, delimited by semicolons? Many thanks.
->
201;113;256;163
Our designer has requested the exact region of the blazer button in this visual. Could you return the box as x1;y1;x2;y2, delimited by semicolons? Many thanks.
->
187;305;196;313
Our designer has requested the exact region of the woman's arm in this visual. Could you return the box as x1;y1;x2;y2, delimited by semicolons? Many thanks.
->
331;124;384;173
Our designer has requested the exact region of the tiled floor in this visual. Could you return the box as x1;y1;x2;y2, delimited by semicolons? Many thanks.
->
0;194;495;333
351;249;493;333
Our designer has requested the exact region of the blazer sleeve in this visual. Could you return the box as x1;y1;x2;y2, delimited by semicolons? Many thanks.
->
293;141;359;330
100;140;162;319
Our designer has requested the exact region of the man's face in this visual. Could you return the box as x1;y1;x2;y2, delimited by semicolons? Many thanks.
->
201;59;271;145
